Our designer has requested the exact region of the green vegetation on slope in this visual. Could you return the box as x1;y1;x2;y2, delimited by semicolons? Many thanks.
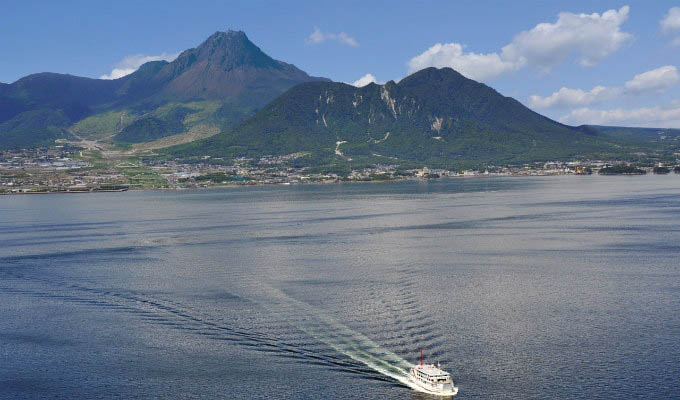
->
165;67;633;168
71;110;136;140
110;100;256;144
0;109;71;149
115;106;194;143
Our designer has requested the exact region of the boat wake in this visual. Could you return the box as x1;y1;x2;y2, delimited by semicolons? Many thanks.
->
0;255;454;396
235;282;454;396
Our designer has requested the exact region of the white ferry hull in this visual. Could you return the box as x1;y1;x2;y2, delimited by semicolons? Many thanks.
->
410;376;458;397
410;366;458;396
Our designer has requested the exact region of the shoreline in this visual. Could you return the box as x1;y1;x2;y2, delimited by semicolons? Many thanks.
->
2;172;676;196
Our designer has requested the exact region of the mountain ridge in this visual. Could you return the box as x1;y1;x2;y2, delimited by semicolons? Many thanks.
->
166;67;625;167
0;30;328;149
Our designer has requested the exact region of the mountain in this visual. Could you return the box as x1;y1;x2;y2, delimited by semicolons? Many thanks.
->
166;67;626;167
148;30;327;105
0;30;327;149
0;73;126;148
1;72;122;121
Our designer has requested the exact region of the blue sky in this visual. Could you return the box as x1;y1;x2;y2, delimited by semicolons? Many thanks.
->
2;1;680;127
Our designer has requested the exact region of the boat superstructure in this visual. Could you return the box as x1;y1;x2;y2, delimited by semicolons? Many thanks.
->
409;349;458;396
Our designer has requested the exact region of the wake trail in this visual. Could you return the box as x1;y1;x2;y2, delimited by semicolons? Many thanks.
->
232;280;438;394
1;263;449;394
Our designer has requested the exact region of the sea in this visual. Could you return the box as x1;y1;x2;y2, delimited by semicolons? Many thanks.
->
1;175;679;399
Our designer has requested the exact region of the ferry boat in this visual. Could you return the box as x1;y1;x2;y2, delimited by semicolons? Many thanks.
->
409;349;458;396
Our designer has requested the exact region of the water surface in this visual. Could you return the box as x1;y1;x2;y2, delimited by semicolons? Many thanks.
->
1;176;679;399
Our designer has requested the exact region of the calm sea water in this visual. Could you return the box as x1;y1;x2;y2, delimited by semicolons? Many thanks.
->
1;176;679;399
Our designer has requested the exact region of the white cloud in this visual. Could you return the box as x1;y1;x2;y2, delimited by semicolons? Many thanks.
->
559;105;680;128
101;68;136;80
501;6;631;69
660;7;680;33
624;65;679;94
100;52;179;80
408;6;632;81
407;43;520;81
530;65;678;109
307;27;359;47
529;86;621;109
351;73;378;87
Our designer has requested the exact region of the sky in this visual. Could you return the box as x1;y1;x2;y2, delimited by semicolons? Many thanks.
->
2;0;680;128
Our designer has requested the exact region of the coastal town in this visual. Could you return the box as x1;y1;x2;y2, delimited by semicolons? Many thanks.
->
2;145;678;194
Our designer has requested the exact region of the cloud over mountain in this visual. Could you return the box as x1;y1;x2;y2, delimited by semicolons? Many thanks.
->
408;43;518;82
530;66;678;109
560;104;680;128
624;65;679;94
529;86;621;109
351;73;378;87
501;6;632;69
408;6;632;81
100;52;179;80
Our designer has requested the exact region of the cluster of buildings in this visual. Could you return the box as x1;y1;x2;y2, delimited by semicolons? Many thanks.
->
0;147;127;193
0;147;90;171
154;159;344;187
2;147;679;194
158;160;608;188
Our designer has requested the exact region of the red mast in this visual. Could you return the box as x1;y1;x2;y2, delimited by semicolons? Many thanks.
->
420;348;423;366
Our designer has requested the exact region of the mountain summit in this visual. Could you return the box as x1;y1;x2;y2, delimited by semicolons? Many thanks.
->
185;30;283;70
147;30;327;102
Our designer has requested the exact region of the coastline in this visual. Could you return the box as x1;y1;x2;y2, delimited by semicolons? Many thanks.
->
2;172;675;196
